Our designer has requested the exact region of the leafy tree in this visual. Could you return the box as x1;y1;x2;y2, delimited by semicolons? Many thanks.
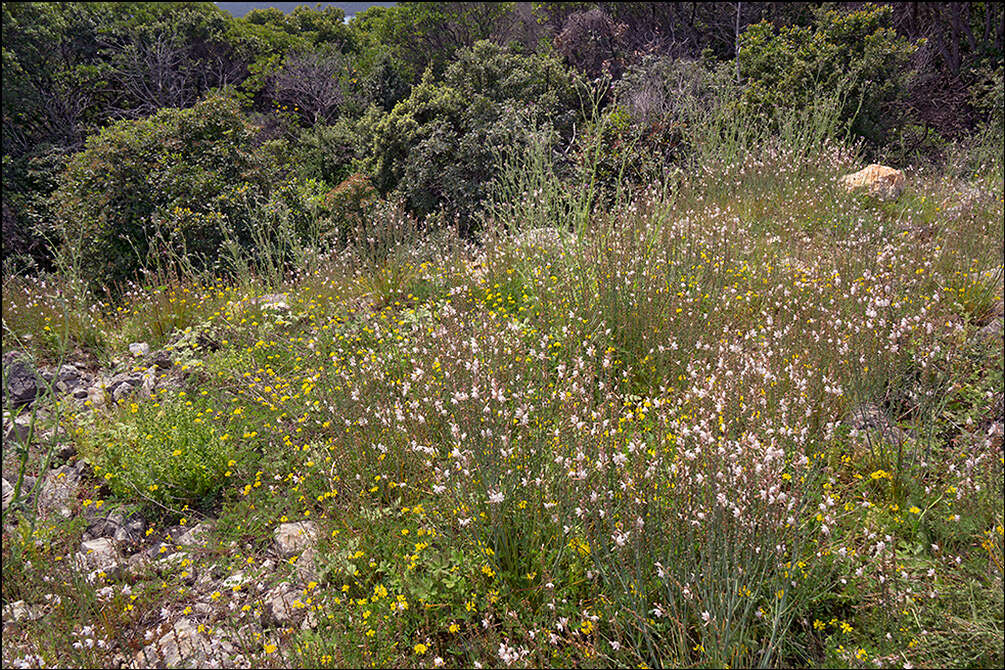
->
738;4;921;146
363;41;579;230
49;94;284;287
350;2;519;83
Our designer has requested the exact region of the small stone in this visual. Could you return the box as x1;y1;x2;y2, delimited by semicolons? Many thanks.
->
263;586;302;626
127;553;150;576
847;403;910;448
55;364;83;392
3;414;33;445
221;572;246;589
133;619;212;668
38;464;82;517
87;386;106;407
295;547;318;583
176;521;214;547
273;521;318;557
76;537;122;572
3;600;42;622
56;443;77;461
1;478;13;513
150;350;173;370
129;342;150;357
3;352;40;408
258;293;289;311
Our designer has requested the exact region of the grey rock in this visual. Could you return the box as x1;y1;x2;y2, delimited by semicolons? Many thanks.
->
221;572;247;590
262;586;304;627
133;619;213;669
85;509;145;546
129;342;151;358
76;537;122;573
847;403;910;448
295;547;318;583
56;442;77;461
87;386;106;407
3;414;34;446
38;464;82;517
176;521;214;547
127;552;151;576
1;477;13;513
106;372;143;397
3;352;39;408
149;350;173;370
273;521;318;557
3;600;42;622
978;317;1003;342
258;293;290;311
55;364;83;392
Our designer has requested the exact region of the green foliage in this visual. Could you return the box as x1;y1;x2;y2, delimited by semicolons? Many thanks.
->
49;94;283;288
738;4;920;146
292;117;367;187
80;392;260;514
363;41;579;230
349;2;517;83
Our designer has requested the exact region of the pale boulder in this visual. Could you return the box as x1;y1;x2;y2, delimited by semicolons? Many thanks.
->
839;164;905;200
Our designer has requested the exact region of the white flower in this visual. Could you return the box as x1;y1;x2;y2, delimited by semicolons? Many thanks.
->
701;610;712;624
487;490;505;504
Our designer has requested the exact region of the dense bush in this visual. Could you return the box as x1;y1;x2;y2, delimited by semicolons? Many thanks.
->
49;94;285;287
363;40;579;231
291;116;368;186
324;173;379;246
738;4;920;147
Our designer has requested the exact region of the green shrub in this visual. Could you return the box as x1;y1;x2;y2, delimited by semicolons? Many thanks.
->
324;173;379;245
49;94;284;288
363;41;579;232
292;116;367;186
82;393;260;514
738;4;920;147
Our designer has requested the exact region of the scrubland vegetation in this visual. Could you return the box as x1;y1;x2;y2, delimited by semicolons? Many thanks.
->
2;2;1003;668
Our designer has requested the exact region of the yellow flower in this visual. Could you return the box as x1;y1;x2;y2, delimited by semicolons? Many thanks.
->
414;643;428;654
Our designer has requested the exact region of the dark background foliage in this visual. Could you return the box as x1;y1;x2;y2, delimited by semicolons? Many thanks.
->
3;1;1002;281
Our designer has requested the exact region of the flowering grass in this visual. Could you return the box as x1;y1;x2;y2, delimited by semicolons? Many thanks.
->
2;145;1003;669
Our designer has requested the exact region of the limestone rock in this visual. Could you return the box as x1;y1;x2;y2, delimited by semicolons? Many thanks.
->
3;600;42;622
149;350;173;370
839;164;905;200
87;386;107;407
273;521;318;557
133;619;213;669
129;342;151;357
3;414;34;446
295;547;318;583
262;586;305;627
38;463;83;517
85;509;146;546
221;572;247;590
847;403;909;448
1;477;13;513
176;521;214;547
76;537;122;573
258;293;290;311
55;364;84;393
3;352;40;408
